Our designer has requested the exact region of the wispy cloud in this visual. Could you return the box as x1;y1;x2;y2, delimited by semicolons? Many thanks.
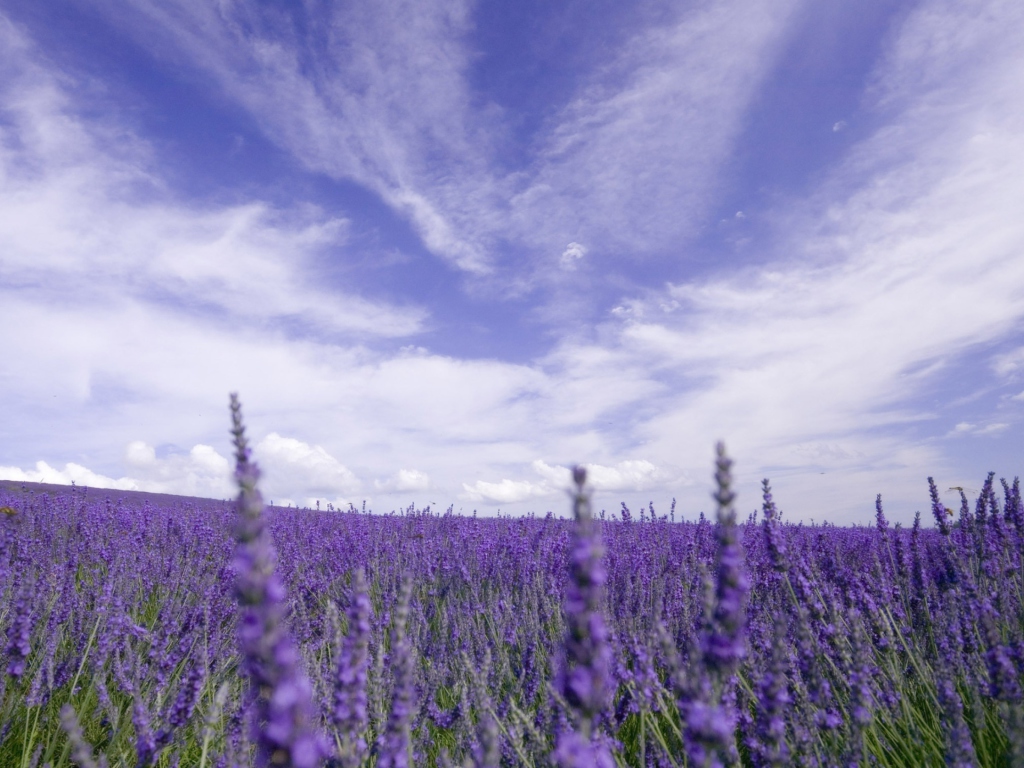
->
531;0;1024;517
0;14;425;340
75;0;499;273
75;0;800;286
992;346;1024;378
510;0;801;265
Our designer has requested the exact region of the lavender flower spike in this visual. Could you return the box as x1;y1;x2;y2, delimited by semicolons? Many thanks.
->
553;466;615;768
704;442;749;676
761;479;788;573
60;704;108;768
928;477;951;535
332;567;372;768
229;394;328;768
376;579;416;768
678;443;748;768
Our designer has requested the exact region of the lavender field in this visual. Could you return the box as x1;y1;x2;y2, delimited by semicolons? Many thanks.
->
1;401;1022;767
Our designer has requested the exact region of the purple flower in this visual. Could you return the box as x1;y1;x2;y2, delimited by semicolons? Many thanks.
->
874;494;888;538
704;443;748;675
163;661;206;737
678;443;747;768
979;599;1022;704
928;477;951;535
332;567;372;767
376;580;416;768
937;679;977;768
1003;476;1023;536
229;394;328;768
5;581;34;679
553;466;614;764
751;618;791;767
761;479;788;573
552;730;615;768
133;694;158;767
60;704;107;768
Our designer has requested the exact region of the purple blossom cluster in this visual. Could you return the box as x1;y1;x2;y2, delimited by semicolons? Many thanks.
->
0;418;1022;766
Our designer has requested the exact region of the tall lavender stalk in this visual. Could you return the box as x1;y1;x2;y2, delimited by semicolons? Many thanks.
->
376;579;416;768
332;567;372;768
552;466;615;768
751;617;790;768
229;394;327;768
705;443;748;680
680;442;748;768
928;477;951;535
761;479;788;573
60;704;107;768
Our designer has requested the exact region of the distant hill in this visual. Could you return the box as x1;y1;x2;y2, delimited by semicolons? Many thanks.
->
0;480;233;513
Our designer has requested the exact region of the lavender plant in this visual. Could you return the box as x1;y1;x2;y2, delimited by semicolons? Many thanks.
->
552;466;615;768
229;393;328;768
0;435;1021;766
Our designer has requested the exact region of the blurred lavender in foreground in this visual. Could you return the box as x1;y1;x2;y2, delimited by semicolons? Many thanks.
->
553;466;615;768
376;579;416;768
230;393;327;768
60;704;108;768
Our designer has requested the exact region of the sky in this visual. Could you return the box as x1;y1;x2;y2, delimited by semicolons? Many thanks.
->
1;0;1022;524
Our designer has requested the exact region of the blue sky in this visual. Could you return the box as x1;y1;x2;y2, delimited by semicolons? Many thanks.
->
1;0;1022;524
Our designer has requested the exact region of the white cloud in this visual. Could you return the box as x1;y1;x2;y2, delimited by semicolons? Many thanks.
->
0;441;234;498
510;0;800;264
461;478;550;505
254;433;360;497
949;422;1009;437
375;469;431;493
559;242;587;270
977;423;1009;435
0;17;425;340
584;460;669;491
462;458;673;505
125;441;157;466
992;346;1024;378
72;0;496;273
0;461;138;491
71;0;800;280
124;443;233;497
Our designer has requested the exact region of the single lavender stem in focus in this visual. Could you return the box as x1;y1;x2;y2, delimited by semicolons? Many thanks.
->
553;466;615;768
229;393;327;768
874;494;888;538
761;479;788;573
681;442;748;768
705;442;748;679
928;477;951;535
